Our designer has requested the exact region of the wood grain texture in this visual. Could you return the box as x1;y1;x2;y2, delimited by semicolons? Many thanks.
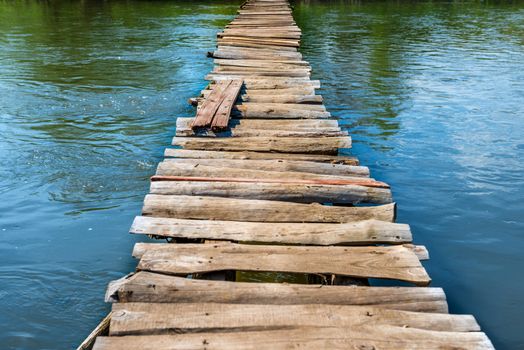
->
94;328;493;350
191;80;231;128
149;180;392;204
106;271;446;312
130;216;411;245
161;157;368;176
171;136;350;154
133;242;430;285
164;149;359;165
108;302;481;336
142;195;396;222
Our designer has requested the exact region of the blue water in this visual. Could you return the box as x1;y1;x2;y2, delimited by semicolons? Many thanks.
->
0;0;523;348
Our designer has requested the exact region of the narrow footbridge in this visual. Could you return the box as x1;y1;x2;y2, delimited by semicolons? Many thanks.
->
84;0;493;348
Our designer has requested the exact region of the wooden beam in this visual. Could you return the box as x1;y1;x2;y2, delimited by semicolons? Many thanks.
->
130;216;411;245
132;243;430;285
108;302;482;336
106;271;446;312
142;195;396;223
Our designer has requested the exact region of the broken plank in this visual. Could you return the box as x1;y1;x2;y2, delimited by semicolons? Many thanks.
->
190;80;231;128
210;79;243;130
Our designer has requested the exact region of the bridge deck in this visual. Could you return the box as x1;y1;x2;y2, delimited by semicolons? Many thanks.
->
86;0;493;348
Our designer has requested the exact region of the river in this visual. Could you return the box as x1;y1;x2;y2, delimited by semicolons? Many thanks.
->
0;0;523;348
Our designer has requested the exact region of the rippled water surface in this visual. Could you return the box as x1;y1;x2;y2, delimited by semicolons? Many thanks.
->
1;0;523;349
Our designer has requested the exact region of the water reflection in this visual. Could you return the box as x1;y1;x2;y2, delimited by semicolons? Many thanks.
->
294;1;524;349
0;0;240;348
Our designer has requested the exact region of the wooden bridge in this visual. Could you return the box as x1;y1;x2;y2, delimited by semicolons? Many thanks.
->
84;0;493;348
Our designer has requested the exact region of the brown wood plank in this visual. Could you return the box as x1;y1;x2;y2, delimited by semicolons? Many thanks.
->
149;180;392;204
130;216;411;245
156;159;368;179
142;195;396;222
210;79;243;130
106;271;446;312
108;302;482;336
161;157;365;175
132;243;430;285
164;149;359;164
172;136;350;154
94;328;493;350
191;80;231;129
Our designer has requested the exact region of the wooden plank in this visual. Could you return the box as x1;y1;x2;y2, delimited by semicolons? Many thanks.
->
210;79;243;130
108;302;483;336
106;271;447;312
76;313;112;350
190;80;231;128
150;175;388;189
162;157;367;176
215;40;297;51
210;69;310;78
132;243;429;285
149;180;392;204
130;216;411;245
241;93;322;104
171;136;351;154
156;160;371;180
159;159;368;177
207;86;316;95
220;30;301;40
179;117;337;130
94;328;493;350
164;149;358;165
176;124;345;137
209;76;321;89
232;103;331;118
213;59;310;67
142;195;396;222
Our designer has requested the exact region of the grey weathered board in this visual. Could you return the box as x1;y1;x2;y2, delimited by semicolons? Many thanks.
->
82;0;494;348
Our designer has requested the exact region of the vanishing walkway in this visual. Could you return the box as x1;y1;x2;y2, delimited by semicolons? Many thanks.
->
85;0;493;348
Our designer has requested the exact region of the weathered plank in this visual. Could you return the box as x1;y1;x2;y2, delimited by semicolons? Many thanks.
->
130;216;410;245
210;79;243;130
180;117;338;130
133;243;429;285
106;271;446;312
162;157;367;176
190;80;231;128
209;76;321;89
149;179;391;204
164;149;359;165
142;195;396;222
241;94;322;104
172;136;350;154
232;103;331;118
213;59;310;68
108;302;483;336
94;328;493;350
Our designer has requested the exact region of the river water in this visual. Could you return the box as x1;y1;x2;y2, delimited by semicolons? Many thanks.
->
0;0;523;349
